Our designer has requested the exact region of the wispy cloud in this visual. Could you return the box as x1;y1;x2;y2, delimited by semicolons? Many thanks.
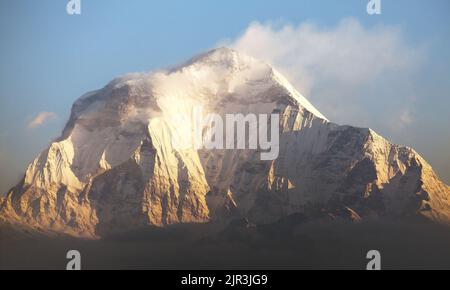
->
387;108;415;132
27;111;57;129
224;18;425;133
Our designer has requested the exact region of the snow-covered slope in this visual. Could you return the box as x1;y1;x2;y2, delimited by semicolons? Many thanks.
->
1;47;449;238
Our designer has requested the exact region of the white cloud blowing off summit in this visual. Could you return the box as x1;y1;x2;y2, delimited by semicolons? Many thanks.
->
226;18;425;133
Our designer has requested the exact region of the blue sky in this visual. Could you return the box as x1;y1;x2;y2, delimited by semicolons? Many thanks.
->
0;0;449;193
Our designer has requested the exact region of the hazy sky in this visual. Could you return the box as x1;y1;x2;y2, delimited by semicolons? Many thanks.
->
0;0;449;194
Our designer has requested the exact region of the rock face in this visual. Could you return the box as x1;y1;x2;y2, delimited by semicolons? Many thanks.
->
1;47;449;238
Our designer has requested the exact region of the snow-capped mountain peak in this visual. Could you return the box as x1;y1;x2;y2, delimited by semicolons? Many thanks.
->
1;48;449;238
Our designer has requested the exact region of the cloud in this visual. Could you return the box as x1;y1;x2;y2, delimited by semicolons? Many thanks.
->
398;108;414;127
387;108;415;132
27;111;58;129
224;18;425;133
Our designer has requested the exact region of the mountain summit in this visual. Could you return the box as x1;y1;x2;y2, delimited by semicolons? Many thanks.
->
1;48;449;238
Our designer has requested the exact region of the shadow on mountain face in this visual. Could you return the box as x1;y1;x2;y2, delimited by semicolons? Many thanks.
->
1;218;450;270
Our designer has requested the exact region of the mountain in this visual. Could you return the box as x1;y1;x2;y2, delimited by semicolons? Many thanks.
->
1;47;449;238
